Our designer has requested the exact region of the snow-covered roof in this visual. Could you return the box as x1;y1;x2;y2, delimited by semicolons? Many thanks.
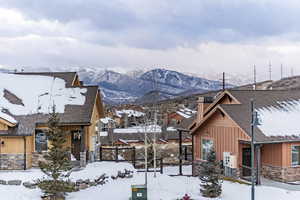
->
100;117;114;124
113;125;177;134
115;109;145;118
114;125;162;134
176;111;191;119
0;111;17;124
0;73;87;120
257;99;300;137
99;131;108;136
118;139;140;144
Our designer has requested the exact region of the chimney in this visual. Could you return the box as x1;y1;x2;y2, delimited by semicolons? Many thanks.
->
197;96;213;124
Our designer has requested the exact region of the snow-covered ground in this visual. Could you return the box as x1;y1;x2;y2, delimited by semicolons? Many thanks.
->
0;162;300;200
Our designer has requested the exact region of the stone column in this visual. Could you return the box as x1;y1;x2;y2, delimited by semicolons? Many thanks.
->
89;151;95;163
80;152;86;167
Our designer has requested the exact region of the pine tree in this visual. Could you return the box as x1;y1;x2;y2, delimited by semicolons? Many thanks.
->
37;107;75;200
199;149;222;198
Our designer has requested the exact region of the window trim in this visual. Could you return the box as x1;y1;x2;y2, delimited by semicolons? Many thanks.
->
291;145;300;167
201;137;214;161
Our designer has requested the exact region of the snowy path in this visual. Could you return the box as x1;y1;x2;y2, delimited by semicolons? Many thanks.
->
0;162;299;200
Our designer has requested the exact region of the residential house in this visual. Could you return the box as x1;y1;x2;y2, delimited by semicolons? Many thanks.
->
192;90;300;182
0;72;104;170
168;107;197;126
107;108;145;128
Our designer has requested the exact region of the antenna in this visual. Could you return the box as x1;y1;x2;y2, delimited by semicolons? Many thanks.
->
268;61;272;80
280;64;283;79
253;65;256;90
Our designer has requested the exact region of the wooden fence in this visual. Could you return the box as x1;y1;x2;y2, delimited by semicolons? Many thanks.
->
98;146;163;173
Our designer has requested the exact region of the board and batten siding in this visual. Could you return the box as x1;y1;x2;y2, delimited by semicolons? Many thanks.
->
261;142;300;168
193;111;250;163
261;143;283;167
0;136;34;168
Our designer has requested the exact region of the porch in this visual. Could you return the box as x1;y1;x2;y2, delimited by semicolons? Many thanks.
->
238;141;262;184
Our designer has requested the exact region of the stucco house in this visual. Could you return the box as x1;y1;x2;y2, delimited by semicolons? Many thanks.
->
0;72;104;170
192;90;300;183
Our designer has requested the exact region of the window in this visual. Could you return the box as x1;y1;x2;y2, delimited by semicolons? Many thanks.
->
292;146;300;166
201;138;214;161
35;130;48;152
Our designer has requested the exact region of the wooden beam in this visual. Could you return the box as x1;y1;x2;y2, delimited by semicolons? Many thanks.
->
179;130;183;175
80;126;85;152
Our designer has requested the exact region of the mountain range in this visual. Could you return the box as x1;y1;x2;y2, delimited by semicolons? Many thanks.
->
77;68;232;104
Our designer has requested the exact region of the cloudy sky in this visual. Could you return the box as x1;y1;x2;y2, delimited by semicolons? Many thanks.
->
0;0;300;80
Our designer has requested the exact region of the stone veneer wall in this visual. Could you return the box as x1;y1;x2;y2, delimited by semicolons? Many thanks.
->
0;154;25;170
32;152;47;167
192;160;240;178
262;165;300;182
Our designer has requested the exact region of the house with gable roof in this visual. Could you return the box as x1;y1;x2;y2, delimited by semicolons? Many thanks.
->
0;72;104;170
192;89;300;182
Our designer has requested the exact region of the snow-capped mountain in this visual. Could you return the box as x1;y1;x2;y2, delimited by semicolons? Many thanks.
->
77;68;230;104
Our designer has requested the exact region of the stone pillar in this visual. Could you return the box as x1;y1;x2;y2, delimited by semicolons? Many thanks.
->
89;151;95;162
80;152;86;167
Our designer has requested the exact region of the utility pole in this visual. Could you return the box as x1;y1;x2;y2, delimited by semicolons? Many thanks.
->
144;130;148;186
153;111;157;178
222;72;225;91
152;69;158;178
268;61;272;80
251;99;255;200
280;64;283;79
253;65;256;90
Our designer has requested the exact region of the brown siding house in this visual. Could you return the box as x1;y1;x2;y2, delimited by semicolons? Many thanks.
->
192;90;300;182
0;72;104;170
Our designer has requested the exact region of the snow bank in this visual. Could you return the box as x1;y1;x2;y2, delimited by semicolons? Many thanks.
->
0;73;87;117
257;100;300;136
0;162;135;182
1;162;300;200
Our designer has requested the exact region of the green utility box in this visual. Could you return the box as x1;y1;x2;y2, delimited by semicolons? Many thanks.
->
131;184;147;200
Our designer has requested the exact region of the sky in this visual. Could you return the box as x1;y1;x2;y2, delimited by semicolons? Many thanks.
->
0;0;300;81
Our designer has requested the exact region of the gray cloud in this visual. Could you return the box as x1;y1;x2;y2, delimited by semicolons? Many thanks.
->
1;0;300;80
1;0;300;49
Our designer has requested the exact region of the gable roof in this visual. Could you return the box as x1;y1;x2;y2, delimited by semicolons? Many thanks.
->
14;72;77;87
0;72;102;136
192;89;300;143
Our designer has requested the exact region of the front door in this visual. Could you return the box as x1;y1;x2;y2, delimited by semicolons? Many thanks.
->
71;131;81;160
242;148;251;177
